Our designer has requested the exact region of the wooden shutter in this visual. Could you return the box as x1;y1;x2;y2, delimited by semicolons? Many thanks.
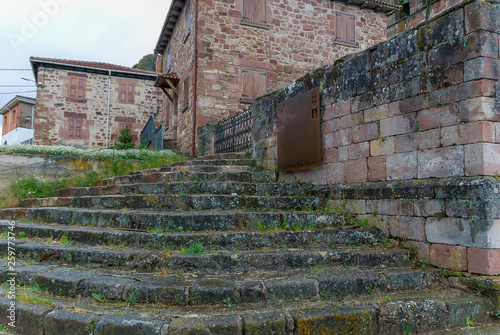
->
119;83;126;102
77;78;86;98
75;119;82;138
335;12;356;45
185;2;191;37
184;77;189;108
69;77;77;98
69;119;74;137
243;0;266;25
242;69;267;101
127;84;134;103
167;47;171;71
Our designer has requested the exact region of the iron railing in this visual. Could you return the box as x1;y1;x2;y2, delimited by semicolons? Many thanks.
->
214;108;252;153
140;116;163;151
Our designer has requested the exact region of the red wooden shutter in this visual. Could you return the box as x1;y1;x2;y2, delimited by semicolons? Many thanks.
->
242;69;267;101
69;77;77;97
77;78;85;98
185;2;191;37
127;84;134;103
184;77;189;108
75;119;82;138
243;0;266;24
119;83;126;102
69;119;74;137
336;12;356;45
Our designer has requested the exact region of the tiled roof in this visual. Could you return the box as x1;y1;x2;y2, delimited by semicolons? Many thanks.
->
30;57;158;76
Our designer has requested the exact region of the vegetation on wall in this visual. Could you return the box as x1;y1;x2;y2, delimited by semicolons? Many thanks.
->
0;146;185;208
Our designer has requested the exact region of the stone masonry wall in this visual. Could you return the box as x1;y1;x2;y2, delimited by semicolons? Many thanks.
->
34;67;162;149
166;0;390;154
199;0;500;274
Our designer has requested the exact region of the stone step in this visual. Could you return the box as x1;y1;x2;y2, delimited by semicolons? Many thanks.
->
0;208;348;231
158;165;256;173
0;239;412;273
20;194;324;211
198;151;253;160
2;262;441;306
430;324;500;334
0;221;383;250
52;181;324;198
96;170;278;186
0;289;492;335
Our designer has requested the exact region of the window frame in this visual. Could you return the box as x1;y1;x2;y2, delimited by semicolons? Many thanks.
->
242;0;267;27
241;67;267;103
335;12;357;47
68;118;83;138
166;46;172;72
67;74;87;103
184;1;191;41
183;75;190;111
118;83;136;104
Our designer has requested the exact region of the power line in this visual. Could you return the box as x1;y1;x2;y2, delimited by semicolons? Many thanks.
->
0;90;37;95
0;85;36;87
0;69;32;71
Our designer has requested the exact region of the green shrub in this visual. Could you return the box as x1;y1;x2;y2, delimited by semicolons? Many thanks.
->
116;126;134;150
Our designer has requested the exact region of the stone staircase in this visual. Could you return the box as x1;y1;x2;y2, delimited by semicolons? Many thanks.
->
0;152;495;334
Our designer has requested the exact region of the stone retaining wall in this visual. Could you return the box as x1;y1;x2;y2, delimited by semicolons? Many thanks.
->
198;0;500;274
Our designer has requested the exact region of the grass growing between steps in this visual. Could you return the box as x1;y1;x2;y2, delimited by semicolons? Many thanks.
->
0;149;186;208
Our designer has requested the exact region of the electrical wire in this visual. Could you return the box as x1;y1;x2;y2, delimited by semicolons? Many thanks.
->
0;90;37;95
0;69;31;71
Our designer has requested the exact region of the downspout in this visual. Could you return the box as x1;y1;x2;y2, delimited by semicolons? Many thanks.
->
106;70;111;148
191;0;198;156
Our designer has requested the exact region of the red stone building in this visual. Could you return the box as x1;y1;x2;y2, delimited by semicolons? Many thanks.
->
154;0;399;154
30;57;163;149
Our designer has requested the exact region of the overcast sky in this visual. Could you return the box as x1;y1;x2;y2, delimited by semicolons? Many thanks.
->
0;0;172;115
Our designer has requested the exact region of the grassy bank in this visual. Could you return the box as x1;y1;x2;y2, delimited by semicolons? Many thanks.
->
0;145;185;208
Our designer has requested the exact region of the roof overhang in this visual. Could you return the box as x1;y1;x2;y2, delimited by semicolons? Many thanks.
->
0;96;36;115
154;73;181;103
30;59;159;83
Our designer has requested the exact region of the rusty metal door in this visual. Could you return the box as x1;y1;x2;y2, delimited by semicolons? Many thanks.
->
277;87;321;172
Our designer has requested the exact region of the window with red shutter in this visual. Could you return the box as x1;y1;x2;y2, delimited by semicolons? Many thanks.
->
119;83;135;104
68;75;86;102
335;12;356;46
243;0;266;25
241;68;267;102
68;118;83;138
183;76;189;110
185;2;191;39
69;119;74;137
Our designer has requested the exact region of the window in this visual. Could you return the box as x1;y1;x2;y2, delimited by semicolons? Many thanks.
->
242;0;266;25
166;46;171;71
335;12;356;46
241;68;267;102
119;83;135;104
3;115;8;129
68;75;86;102
119;122;132;132
183;76;190;109
11;110;15;124
185;2;191;39
69;118;82;138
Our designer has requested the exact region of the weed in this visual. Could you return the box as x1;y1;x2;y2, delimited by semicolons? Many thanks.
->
18;231;26;238
382;296;391;302
180;242;203;255
264;193;271;197
403;324;411;334
419;257;431;270
292;223;303;231
128;293;138;306
46;237;53;245
74;265;85;270
223;297;232;307
402;243;416;251
0;324;16;333
151;227;167;234
258;220;267;231
17;292;53;307
60;235;70;245
92;293;107;303
354;218;371;228
465;316;476;327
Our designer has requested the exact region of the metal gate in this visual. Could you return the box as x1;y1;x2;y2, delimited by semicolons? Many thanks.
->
140;116;163;151
214;109;252;153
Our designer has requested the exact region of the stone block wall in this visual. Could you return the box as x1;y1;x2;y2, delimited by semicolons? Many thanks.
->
199;0;500;274
34;67;162;149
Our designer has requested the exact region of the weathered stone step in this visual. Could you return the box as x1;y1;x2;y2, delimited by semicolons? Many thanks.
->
0;289;492;335
97;170;278;186
158;164;258;173
52;181;324;198
20;193;324;211
198;151;253;160
430;324;500;334
0;239;412;273
0;208;347;231
0;221;383;250
2;262;440;306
